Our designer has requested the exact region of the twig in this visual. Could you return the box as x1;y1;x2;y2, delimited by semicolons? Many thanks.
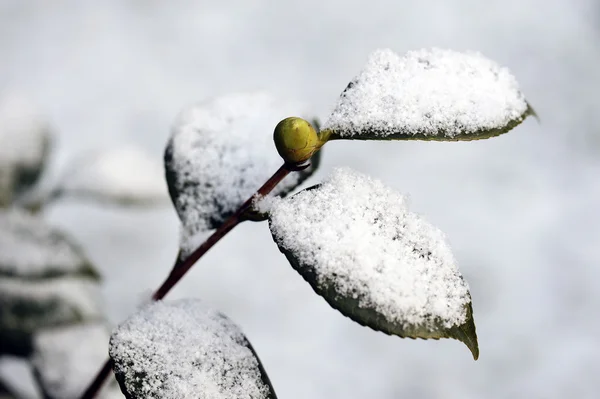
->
79;163;297;399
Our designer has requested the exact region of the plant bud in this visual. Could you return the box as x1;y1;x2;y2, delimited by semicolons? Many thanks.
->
273;117;319;164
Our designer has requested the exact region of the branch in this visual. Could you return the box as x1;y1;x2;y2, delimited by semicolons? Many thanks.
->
79;162;297;399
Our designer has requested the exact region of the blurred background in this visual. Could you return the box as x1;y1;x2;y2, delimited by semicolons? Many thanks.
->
1;0;599;398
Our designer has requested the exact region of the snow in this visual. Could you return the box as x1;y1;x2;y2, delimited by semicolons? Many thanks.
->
0;277;104;334
2;2;600;399
269;168;470;330
166;91;316;255
56;146;169;206
252;193;278;215
31;323;121;399
323;48;529;140
109;299;272;399
0;209;94;278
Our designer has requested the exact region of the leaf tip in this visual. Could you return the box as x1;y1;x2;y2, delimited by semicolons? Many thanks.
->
454;325;479;360
455;303;479;360
526;101;540;123
468;337;480;361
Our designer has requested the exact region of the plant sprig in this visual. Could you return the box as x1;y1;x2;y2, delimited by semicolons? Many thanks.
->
80;46;534;398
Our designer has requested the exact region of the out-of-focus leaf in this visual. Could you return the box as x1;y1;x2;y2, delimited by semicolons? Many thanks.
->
0;376;20;399
109;299;277;399
0;378;17;399
0;95;52;207
0;209;98;279
268;168;478;359
321;48;532;143
0;277;104;357
32;323;121;399
164;92;320;254
53;146;169;206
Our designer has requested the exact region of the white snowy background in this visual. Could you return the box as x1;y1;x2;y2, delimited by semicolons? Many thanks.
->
1;0;599;398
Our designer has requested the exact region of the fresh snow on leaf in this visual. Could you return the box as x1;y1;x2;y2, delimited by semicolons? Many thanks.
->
268;168;478;358
252;193;278;216
32;323;121;399
0;209;97;279
323;48;531;141
109;299;276;399
0;95;52;206
0;277;104;356
165;92;319;255
56;146;169;206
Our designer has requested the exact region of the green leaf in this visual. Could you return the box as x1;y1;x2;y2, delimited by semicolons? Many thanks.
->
164;92;321;243
268;168;479;359
110;299;277;399
321;48;532;143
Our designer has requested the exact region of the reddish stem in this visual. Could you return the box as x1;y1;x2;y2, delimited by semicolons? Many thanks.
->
152;163;292;300
79;163;294;399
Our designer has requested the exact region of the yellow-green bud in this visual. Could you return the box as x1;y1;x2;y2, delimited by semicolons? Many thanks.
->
273;117;319;164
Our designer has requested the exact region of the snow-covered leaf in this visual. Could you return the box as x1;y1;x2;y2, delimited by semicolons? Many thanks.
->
0;209;98;279
322;48;533;142
164;92;320;253
55;146;169;206
109;299;277;399
0;95;52;207
0;277;104;357
32;323;122;399
268;168;478;359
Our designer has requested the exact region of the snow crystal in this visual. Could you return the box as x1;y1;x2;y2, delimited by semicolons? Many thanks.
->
32;323;121;399
252;193;278;215
323;48;529;139
0;95;51;205
0;209;94;278
269;168;470;329
165;92;316;253
109;299;272;399
0;277;104;334
57;146;169;206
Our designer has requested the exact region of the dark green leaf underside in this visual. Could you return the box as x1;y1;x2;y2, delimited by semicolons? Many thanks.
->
325;103;535;143
273;242;479;360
